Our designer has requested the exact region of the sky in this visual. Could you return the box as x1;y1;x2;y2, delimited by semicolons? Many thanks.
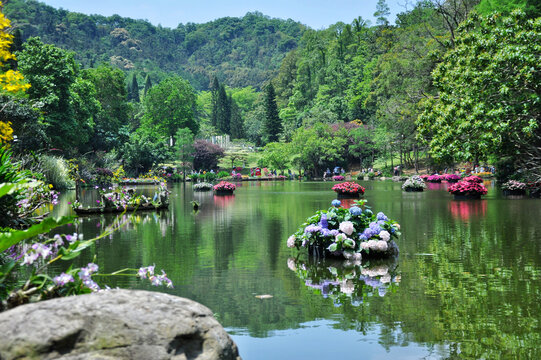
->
39;0;412;29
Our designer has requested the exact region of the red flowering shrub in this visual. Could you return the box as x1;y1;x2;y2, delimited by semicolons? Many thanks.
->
444;174;461;181
448;181;488;196
332;182;365;195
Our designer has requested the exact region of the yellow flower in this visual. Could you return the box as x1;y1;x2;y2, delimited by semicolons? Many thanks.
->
48;184;53;189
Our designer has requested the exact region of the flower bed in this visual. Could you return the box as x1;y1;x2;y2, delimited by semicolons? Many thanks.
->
213;181;236;195
502;180;526;196
463;175;483;183
402;176;426;192
332;175;345;181
448;180;487;199
426;174;443;183
332;182;365;198
193;182;213;191
287;200;400;260
444;174;461;182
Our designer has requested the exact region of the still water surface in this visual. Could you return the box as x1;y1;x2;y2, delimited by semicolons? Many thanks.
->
52;180;541;359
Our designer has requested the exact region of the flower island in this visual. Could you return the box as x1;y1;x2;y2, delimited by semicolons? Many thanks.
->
287;200;400;260
73;184;169;215
501;180;526;196
448;180;488;199
213;181;236;195
402;175;426;192
332;182;365;198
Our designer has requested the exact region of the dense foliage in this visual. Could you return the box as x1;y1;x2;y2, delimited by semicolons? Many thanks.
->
5;0;306;90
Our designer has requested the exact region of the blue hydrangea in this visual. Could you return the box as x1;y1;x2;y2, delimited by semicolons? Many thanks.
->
377;220;386;227
331;199;341;207
376;212;388;221
359;234;368;241
349;206;362;216
364;209;373;216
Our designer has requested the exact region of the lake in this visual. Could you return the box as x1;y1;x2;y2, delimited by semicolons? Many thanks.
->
51;180;541;359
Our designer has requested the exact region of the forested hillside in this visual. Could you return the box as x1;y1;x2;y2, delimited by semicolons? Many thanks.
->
4;0;306;89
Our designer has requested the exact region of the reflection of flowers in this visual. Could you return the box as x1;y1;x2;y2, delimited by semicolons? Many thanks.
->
287;257;400;306
449;200;487;220
213;194;235;208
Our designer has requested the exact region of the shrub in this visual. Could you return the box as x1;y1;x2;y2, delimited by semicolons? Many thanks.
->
402;176;426;191
213;181;236;191
193;140;224;170
39;155;75;190
426;174;443;182
203;172;217;182
463;175;483;183
193;182;213;191
444;174;461;181
217;171;229;178
332;175;345;181
332;182;365;195
501;180;526;191
448;181;488;196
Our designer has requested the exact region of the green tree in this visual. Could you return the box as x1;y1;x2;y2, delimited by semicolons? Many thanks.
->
143;74;152;97
174;128;194;181
259;142;290;172
229;100;244;139
263;83;282;143
128;73;140;102
210;75;220;128
82;64;130;151
216;84;230;134
142;76;198;145
17;37;92;152
417;11;540;171
374;0;390;26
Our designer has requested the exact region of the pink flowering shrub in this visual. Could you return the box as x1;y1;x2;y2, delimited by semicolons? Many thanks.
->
332;182;365;195
463;175;483;183
444;174;461;181
420;174;430;180
332;175;345;181
427;174;443;182
448;180;488;196
213;181;236;191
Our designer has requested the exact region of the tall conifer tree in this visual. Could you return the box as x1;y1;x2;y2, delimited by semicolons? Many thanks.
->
216;84;230;134
129;73;139;102
143;74;152;97
263;83;282;143
230;100;244;139
210;75;220;128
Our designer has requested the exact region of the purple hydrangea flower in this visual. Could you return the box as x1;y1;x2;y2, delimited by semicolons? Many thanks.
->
304;224;322;234
319;213;328;229
376;212;388;221
349;207;362;216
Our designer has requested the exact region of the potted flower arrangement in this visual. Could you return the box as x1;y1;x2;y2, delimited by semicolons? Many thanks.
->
426;174;443;183
463;175;483;183
332;182;365;198
501;180;526;196
402;175;426;192
193;182;213;192
420;174;430;180
448;180;488;199
287;257;399;306
332;175;345;181
444;174;461;183
286;199;400;260
213;181;236;195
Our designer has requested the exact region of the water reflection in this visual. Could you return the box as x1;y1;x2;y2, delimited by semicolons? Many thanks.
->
213;194;236;208
287;257;400;307
448;199;488;220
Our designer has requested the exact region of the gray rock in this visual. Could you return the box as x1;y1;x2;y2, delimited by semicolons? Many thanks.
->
0;289;241;360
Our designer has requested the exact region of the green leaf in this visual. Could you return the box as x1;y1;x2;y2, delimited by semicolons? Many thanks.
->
0;181;41;199
329;243;338;252
0;216;75;253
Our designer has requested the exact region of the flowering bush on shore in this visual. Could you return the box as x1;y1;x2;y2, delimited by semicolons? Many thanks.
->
444;174;461;182
213;181;236;191
287;199;400;259
426;174;443;182
463;175;483;183
501;180;526;191
402;176;426;191
332;175;345;181
448;180;488;196
1;210;173;311
420;174;430;180
332;182;365;195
